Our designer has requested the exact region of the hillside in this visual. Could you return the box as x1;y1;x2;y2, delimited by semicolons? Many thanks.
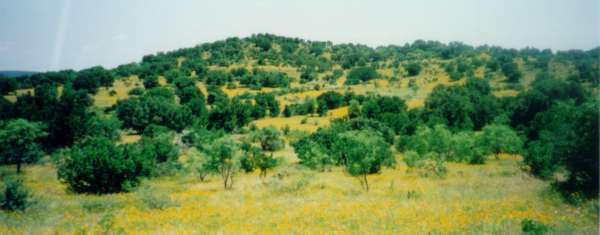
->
0;34;598;234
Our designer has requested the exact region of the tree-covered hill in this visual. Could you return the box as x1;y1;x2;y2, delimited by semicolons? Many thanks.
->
0;34;598;233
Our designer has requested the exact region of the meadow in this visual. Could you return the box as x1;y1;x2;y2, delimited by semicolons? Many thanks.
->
1;153;597;234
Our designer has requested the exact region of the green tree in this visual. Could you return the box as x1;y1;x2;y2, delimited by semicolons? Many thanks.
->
252;147;278;178
186;148;210;182
0;119;47;173
317;101;329;117
73;66;114;93
0;76;17;94
282;105;293;117
348;99;361;119
177;86;204;104
477;124;523;158
252;127;284;152
293;137;334;171
345;67;378;85
317;91;345;109
524;100;598;197
206;85;227;105
78;113;122;141
203;138;239;189
58;137;153;194
404;62;422;76
143;75;160;89
501;61;522;83
406;125;452;157
136;133;179;163
336;130;395;191
254;92;280;117
249;127;282;177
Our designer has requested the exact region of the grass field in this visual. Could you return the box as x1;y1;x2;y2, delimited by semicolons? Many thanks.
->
253;106;348;132
93;76;142;107
0;153;597;234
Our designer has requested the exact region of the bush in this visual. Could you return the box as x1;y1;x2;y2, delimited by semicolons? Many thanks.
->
136;134;179;163
477;124;523;158
316;91;345;109
240;155;256;173
128;87;145;96
403;151;420;168
292;138;334;171
58;137;153;194
251;127;284;152
419;156;448;178
346;67;378;85
0;177;30;211
404;62;422;76
521;219;550;235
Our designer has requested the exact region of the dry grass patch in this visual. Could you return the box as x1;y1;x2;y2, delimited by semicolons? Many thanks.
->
93;76;141;107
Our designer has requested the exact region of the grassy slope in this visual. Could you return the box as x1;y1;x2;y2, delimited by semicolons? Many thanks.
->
1;56;596;234
0;154;597;234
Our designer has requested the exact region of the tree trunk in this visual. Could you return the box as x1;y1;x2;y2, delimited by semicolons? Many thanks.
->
223;165;229;189
16;158;22;174
363;174;369;192
227;172;234;189
259;169;267;179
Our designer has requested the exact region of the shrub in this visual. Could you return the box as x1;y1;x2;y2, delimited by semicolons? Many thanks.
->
419;155;448;178
142;75;159;89
404;62;422;76
477;124;523;158
128;87;145;96
0;176;30;211
403;151;448;178
316;91;345;109
521;219;550;235
137;134;179;163
292;138;334;171
58;137;153;194
240;155;256;173
403;151;420;168
346;67;378;85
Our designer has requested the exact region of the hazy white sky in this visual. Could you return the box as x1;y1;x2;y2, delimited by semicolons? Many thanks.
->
0;0;598;71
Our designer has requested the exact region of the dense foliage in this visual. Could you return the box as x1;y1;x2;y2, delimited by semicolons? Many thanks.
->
57;137;154;194
0;119;47;173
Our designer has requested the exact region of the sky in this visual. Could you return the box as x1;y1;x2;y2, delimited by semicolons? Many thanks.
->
0;0;598;71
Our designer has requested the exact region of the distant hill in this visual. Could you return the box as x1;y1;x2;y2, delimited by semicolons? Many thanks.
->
0;70;37;77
